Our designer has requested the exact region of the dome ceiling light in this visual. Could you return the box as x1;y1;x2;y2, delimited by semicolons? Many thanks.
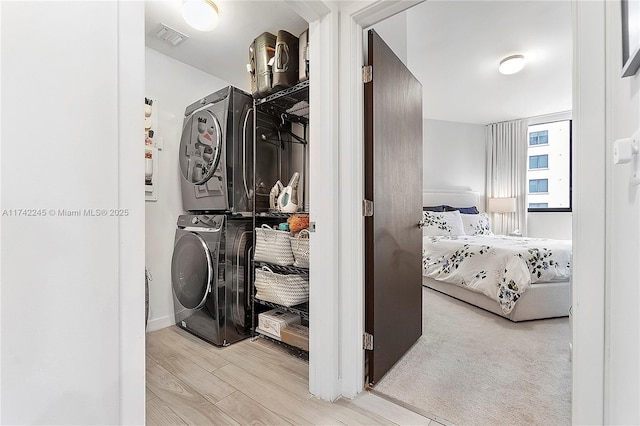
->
182;0;219;32
498;54;526;75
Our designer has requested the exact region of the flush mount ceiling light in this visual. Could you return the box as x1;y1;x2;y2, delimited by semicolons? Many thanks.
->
498;54;526;75
182;0;219;32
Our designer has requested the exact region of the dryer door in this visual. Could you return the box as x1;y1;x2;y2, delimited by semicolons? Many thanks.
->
179;110;222;186
171;232;215;310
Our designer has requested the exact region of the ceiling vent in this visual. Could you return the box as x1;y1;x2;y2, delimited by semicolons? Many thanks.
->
156;24;189;47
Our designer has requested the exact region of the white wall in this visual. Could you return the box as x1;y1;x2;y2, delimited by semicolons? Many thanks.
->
145;47;234;331
367;10;408;65
527;212;572;239
604;1;640;423
0;2;145;424
423;118;486;210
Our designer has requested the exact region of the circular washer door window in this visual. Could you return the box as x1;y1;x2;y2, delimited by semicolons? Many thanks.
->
179;110;222;185
171;232;212;310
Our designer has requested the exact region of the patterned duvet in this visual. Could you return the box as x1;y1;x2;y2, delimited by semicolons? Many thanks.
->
422;235;572;314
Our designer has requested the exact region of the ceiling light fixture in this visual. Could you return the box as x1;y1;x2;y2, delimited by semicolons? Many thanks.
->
182;0;219;32
498;54;526;75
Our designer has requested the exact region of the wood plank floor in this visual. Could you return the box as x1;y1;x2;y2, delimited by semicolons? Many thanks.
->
146;326;441;425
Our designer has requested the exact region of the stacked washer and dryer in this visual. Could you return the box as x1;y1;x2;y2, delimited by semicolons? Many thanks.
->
171;86;279;346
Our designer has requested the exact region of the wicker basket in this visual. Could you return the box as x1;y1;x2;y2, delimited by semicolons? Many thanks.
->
254;224;294;266
290;229;310;268
254;266;309;306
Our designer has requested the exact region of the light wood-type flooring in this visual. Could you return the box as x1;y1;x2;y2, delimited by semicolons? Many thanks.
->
146;326;443;425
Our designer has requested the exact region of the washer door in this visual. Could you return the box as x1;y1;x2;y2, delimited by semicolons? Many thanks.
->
179;109;222;186
171;232;213;310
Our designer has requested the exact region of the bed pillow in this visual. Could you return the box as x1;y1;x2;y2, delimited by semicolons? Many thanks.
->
422;210;465;237
461;212;493;235
423;205;445;212
444;205;480;214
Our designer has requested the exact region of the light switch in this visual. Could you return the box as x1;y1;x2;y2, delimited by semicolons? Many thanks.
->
613;131;640;186
613;136;637;164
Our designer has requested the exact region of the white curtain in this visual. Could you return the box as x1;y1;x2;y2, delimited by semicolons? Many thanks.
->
485;119;528;236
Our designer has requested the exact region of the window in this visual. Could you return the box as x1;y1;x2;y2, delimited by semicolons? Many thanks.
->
526;120;572;212
529;154;549;169
529;179;548;193
529;130;548;145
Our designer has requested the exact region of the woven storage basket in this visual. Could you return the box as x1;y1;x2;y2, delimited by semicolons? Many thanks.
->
254;266;309;306
290;229;310;268
254;224;294;266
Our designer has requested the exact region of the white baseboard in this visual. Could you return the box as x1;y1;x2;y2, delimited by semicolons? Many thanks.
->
146;314;175;333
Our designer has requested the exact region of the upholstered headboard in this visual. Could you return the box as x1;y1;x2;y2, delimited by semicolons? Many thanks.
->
423;189;481;209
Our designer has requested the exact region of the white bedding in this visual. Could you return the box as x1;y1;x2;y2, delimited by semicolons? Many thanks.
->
423;235;572;314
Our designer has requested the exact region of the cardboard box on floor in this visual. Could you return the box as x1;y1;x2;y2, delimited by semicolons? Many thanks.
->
280;323;309;351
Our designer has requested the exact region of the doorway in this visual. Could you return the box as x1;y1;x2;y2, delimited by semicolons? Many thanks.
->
362;2;574;424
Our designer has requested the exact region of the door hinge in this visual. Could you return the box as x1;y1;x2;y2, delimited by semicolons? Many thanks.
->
363;199;373;217
363;332;374;350
309;221;316;232
362;65;372;83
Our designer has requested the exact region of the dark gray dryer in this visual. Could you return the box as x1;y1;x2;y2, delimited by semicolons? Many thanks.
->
171;214;252;346
179;86;254;213
180;85;286;214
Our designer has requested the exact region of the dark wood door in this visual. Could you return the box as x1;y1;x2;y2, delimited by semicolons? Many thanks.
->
364;29;423;385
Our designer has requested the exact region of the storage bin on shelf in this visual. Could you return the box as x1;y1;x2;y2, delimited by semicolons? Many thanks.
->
257;309;301;339
254;265;309;307
254;224;294;266
290;229;309;268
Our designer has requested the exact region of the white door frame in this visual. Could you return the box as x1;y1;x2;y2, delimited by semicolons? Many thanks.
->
298;2;606;422
118;2;146;423
571;1;606;423
293;0;424;401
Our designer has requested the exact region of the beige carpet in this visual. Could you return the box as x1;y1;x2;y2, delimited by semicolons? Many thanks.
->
373;287;571;426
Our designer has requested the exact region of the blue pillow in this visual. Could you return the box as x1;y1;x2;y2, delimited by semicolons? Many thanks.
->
423;205;445;212
444;205;479;214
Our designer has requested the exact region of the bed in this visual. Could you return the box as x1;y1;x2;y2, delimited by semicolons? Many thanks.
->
421;189;572;322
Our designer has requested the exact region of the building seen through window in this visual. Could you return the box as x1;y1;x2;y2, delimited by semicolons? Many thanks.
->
529;178;549;193
529;154;548;169
529;130;549;145
527;120;571;211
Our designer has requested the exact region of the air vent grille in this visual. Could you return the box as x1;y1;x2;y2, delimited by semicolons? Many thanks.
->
156;24;188;47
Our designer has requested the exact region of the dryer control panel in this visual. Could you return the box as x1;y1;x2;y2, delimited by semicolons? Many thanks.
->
177;214;224;232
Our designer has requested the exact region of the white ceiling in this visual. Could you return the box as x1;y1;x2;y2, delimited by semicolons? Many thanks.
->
404;0;573;125
145;0;572;125
144;0;308;91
